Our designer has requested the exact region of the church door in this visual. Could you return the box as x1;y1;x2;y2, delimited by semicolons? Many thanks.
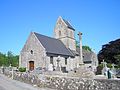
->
29;61;34;71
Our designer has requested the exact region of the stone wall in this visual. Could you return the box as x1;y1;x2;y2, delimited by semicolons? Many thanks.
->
19;32;46;70
54;16;76;51
2;69;120;90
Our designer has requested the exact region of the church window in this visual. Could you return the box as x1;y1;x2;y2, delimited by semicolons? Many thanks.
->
83;55;84;58
59;30;61;37
70;31;72;37
64;29;68;36
65;58;67;65
30;50;33;54
50;56;53;64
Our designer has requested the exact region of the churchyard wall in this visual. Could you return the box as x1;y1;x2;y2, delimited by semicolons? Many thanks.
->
1;68;120;90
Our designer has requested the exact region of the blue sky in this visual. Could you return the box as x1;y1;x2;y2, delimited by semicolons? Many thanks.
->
0;0;120;55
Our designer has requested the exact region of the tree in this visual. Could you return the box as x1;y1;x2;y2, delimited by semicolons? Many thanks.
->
76;41;92;52
82;46;92;52
12;55;19;67
0;51;19;67
114;55;120;67
98;39;120;67
0;52;7;66
7;51;14;66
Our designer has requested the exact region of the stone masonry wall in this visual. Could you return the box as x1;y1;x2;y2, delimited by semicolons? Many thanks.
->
2;69;120;90
19;32;46;70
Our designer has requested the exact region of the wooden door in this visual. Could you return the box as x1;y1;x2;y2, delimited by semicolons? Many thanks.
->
29;61;34;71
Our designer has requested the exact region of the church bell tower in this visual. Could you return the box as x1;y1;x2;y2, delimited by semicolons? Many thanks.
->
54;16;76;51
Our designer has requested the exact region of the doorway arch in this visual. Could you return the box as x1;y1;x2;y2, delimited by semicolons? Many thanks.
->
29;61;34;71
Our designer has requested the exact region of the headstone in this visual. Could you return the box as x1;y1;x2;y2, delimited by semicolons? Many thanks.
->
56;57;61;71
102;62;109;76
48;64;53;71
9;64;12;71
1;65;4;74
111;64;116;78
107;69;112;79
112;64;116;73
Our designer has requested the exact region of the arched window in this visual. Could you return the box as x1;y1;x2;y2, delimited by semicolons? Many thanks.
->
30;50;33;54
50;56;53;64
65;58;67;65
59;30;61;37
70;31;72;37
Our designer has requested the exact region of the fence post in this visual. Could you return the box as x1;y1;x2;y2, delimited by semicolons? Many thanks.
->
12;68;14;79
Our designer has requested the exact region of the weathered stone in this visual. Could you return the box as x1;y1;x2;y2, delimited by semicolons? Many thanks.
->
2;69;120;90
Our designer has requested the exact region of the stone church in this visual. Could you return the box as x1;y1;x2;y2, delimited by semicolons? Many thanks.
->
19;16;98;72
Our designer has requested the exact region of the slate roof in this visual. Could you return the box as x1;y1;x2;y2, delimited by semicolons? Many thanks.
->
63;19;75;31
34;32;74;57
76;47;93;63
68;48;79;56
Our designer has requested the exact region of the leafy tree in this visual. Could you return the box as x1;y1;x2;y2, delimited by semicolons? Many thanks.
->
114;55;120;67
76;41;92;52
12;55;19;67
98;39;120;67
82;46;92;51
0;51;19;67
0;52;6;66
7;51;13;65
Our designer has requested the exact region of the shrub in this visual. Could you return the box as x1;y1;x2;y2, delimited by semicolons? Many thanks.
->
19;67;26;72
107;63;112;68
96;65;103;75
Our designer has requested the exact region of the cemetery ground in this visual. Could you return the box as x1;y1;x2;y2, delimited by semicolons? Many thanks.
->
0;74;55;90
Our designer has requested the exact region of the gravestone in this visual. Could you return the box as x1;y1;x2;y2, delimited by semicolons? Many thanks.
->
1;65;4;74
56;58;61;71
102;62;109;76
111;64;116;78
48;64;53;71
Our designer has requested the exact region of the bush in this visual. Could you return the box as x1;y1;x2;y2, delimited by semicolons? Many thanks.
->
96;65;103;75
107;63;112;68
19;67;26;72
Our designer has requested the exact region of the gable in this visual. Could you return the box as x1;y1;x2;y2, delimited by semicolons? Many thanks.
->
56;16;75;31
20;32;45;53
63;19;75;30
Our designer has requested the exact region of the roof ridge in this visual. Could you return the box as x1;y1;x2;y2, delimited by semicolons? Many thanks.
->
57;16;75;31
62;18;75;30
34;32;59;41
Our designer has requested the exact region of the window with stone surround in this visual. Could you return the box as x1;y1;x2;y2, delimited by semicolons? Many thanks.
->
65;58;67;65
59;30;61;37
30;50;33;54
70;31;73;38
50;56;53;64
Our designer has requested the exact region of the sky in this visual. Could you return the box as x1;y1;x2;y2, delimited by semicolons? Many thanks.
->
0;0;120;55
